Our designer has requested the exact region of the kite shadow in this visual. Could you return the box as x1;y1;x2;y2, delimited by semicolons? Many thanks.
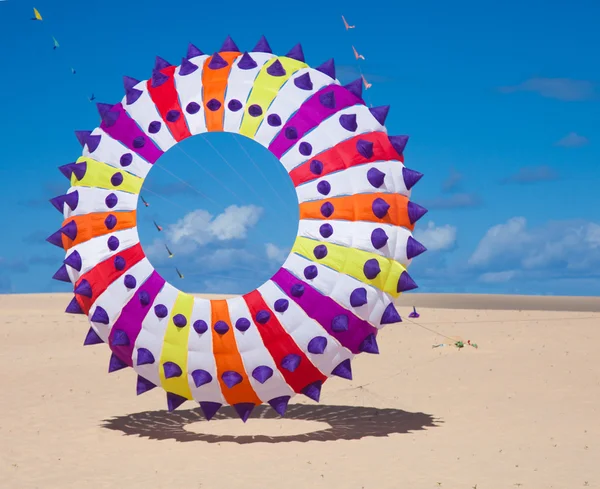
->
101;403;439;444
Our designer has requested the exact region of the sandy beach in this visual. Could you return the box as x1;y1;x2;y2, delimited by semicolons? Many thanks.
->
1;293;599;488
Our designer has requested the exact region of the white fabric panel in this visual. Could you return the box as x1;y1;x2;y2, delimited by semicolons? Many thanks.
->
63;228;140;283
227;296;294;402
88;258;155;341
63;186;138;219
279;105;385;172
132;283;180;386
258;280;352;376
295;160;410;202
187;298;225;404
120;80;177;152
282;253;393;329
173;54;210;136
223;53;274;134
297;219;414;266
254;69;340;148
83;128;152;178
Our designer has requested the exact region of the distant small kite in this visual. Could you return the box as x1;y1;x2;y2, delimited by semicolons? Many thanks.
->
88;94;96;102
342;15;355;30
352;46;365;60
71;68;77;75
31;7;42;20
408;306;420;318
176;267;184;279
166;244;174;258
361;74;372;89
52;37;60;50
140;195;149;207
153;220;162;232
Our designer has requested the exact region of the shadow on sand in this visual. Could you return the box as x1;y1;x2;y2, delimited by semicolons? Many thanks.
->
101;404;438;444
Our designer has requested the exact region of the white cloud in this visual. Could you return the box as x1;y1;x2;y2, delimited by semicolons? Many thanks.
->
413;221;457;251
479;270;519;283
555;132;589;147
499;78;596;101
265;243;289;263
209;205;263;241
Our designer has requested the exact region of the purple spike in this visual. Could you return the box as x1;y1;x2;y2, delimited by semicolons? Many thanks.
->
126;87;143;105
220;35;239;52
59;163;74;180
112;329;130;346
123;76;140;90
214;320;229;334
302;381;322;402
91;306;109;324
97;102;118;126
281;354;301;372
222;370;243;388
255;310;271;324
74;130;91;147
316;58;336;79
307;336;327;354
61;221;77;240
363;259;381;279
267;60;286;77
286;43;305;62
154;304;168;318
138;290;150;306
389;135;409;155
407;236;427;259
74;279;92;298
63;250;82;271
344;78;363;99
372;197;390;219
397;271;418;292
268;395;290;416
155;56;172;71
136;376;156;395
371;228;389;249
86;134;101;153
339;113;358;132
83;327;103;345
187;43;204;59
407;201;428;224
314;244;328;259
381;303;402;325
65;297;83;314
50;194;66;213
152;69;169;88
52;264;70;283
331;359;352;380
274;298;289;313
193;320;208;334
235;317;251;332
167;392;187;412
172;314;187;328
402;167;424;190
46;230;64;248
408;306;420;319
349;288;368;308
319;90;336;109
369;105;390;125
294;72;313;90
71;162;87;180
252;365;273;384
237;52;258;70
108;352;128;372
316;179;330;194
331;314;349;332
304;265;318;280
356;139;374;159
234;403;255;423
136;347;155;365
208;52;228;70
367;167;386;188
179;57;198;76
199;401;221;421
252;35;272;53
63;191;79;210
191;369;212;387
321;202;334;218
359;333;379;354
163;361;182;379
291;283;305;297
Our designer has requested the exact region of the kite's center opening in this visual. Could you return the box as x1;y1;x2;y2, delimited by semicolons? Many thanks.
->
138;132;299;295
183;418;332;437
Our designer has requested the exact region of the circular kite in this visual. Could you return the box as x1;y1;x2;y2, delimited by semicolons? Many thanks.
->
47;35;428;422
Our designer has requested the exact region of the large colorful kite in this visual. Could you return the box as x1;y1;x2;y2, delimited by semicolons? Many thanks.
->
47;36;427;422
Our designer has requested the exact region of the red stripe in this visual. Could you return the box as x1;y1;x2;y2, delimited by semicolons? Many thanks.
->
289;131;404;187
146;66;192;141
242;289;327;393
74;243;145;314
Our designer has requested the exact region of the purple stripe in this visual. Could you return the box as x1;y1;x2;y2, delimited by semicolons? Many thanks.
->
268;85;363;158
100;103;163;163
108;271;166;366
271;267;377;354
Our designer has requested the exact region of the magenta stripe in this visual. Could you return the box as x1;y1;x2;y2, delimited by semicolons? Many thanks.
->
100;103;163;163
109;271;166;366
268;85;363;158
271;267;377;354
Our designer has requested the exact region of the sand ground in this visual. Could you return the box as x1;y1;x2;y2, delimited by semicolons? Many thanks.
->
1;293;599;489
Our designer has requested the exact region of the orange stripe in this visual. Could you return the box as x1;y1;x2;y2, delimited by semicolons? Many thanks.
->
61;211;137;250
299;193;415;230
210;299;261;406
202;52;241;132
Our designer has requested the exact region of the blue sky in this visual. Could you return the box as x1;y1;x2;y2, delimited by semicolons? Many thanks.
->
0;0;598;296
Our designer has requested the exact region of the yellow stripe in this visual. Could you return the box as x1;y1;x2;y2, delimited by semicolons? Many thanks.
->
291;236;407;298
158;292;195;399
70;156;143;194
239;56;307;138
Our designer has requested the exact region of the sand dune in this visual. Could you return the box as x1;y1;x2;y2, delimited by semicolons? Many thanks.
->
1;293;599;488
